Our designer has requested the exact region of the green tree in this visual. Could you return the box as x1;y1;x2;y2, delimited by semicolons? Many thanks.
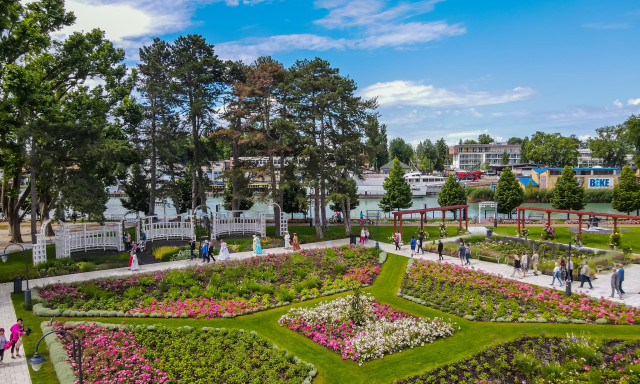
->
388;138;414;165
280;164;308;218
379;158;412;212
624;115;640;165
507;137;523;145
222;173;254;211
612;165;640;215
520;136;529;163
495;167;524;218
501;151;510;165
437;175;467;218
525;132;579;166
551;166;585;216
589;125;630;167
364;116;389;171
478;134;494;144
435;138;449;170
121;164;150;215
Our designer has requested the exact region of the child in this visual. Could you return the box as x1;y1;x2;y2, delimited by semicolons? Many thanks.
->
10;319;25;359
365;228;369;242
0;328;6;362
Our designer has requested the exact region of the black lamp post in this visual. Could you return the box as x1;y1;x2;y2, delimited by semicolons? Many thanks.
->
375;212;380;250
2;244;31;306
565;241;572;297
29;329;83;383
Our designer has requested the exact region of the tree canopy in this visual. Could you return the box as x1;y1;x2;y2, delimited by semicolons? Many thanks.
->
379;158;412;212
495;167;524;217
437;175;467;217
551;166;585;212
612;165;640;215
388;138;414;165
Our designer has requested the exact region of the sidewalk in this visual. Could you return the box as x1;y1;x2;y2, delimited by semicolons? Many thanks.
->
1;236;637;384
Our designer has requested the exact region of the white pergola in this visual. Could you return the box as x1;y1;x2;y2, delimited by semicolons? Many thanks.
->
478;201;497;224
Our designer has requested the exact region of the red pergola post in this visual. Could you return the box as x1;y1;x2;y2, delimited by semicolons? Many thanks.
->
613;218;618;233
442;210;445;226
578;214;582;242
465;207;468;230
517;209;521;235
522;208;526;230
547;212;551;227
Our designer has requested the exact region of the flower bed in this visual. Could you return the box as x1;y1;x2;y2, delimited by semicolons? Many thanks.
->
401;260;640;324
47;321;316;384
397;335;640;384
278;292;455;364
37;246;382;318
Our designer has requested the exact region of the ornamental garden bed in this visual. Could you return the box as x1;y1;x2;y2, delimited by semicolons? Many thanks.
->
278;290;455;365
397;335;640;384
44;321;316;384
401;260;640;325
35;246;384;319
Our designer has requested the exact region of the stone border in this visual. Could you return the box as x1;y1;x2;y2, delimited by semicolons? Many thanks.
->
41;321;318;384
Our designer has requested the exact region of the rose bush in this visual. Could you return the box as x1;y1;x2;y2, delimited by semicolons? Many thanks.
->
38;246;383;318
279;293;455;364
402;260;640;324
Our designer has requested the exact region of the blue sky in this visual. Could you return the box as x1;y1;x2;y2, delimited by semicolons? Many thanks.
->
60;0;640;145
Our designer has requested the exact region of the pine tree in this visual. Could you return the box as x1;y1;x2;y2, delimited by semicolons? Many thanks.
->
438;175;467;218
552;166;585;215
280;164;308;217
612;165;640;214
379;158;412;212
495;167;524;218
121;164;150;215
222;173;254;211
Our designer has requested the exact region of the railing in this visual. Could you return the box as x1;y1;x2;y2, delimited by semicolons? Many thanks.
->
53;223;123;259
211;212;266;239
144;221;193;241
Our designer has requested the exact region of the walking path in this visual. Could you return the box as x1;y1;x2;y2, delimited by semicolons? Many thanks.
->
1;237;638;383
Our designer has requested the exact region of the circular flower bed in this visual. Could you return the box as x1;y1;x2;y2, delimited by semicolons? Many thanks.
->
278;293;455;364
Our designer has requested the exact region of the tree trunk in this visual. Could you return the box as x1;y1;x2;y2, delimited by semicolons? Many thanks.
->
344;198;352;235
30;167;37;244
3;174;28;243
190;93;198;213
232;136;241;212
149;109;157;215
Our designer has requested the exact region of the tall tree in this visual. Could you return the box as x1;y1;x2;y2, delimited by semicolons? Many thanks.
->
389;138;414;165
171;34;224;213
501;151;510;165
379;158;412;212
437;175;466;218
623;115;640;165
280;163;308;218
525;132;578;166
478;134;494;144
121;164;150;215
507;137;523;145
495;167;523;218
589;125;629;167
612;165;640;215
551;166;585;216
435;138;449;171
520;136;529;163
364;116;388;171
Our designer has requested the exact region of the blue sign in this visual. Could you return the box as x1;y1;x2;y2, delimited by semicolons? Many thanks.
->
588;178;612;188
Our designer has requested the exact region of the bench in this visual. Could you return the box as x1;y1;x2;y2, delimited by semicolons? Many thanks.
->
527;214;544;220
610;254;625;267
595;259;613;274
476;251;502;264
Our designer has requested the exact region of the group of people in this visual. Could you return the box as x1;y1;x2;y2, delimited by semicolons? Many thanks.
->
284;232;301;251
0;318;30;362
360;228;370;244
193;238;232;263
458;239;471;266
408;232;428;257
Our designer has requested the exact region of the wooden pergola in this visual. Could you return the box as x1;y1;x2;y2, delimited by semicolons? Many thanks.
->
392;205;469;235
515;206;640;242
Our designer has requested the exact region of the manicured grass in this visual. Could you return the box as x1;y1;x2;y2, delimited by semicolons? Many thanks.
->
18;251;640;384
493;225;640;250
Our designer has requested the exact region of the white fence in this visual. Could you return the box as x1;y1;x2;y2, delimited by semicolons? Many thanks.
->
143;214;194;241
211;211;267;239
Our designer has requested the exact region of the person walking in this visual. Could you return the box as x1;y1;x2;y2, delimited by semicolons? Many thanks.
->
417;232;423;254
292;233;301;251
219;239;230;261
125;232;131;252
458;241;466;266
579;261;593;289
618;263;625;295
253;235;263;256
465;242;471;266
130;250;139;271
360;227;366;245
410;236;417;257
437;240;444;261
394;232;401;250
511;255;523;278
365;228;369;243
0;328;6;362
559;258;568;282
140;231;147;251
189;238;196;260
610;268;622;299
550;263;563;286
521;252;529;278
567;257;574;282
531;251;540;276
202;240;209;263
9;319;25;359
284;232;291;250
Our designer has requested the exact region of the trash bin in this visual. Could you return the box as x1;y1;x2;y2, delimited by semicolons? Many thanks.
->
13;277;22;294
487;228;493;237
350;234;357;245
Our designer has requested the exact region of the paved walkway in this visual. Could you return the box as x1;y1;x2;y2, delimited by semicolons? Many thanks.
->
1;236;638;383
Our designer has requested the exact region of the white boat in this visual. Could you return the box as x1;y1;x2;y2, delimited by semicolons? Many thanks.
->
403;172;447;195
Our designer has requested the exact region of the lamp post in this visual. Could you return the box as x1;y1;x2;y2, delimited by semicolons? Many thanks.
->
2;244;31;306
375;212;380;250
565;241;572;297
493;202;498;228
29;328;83;383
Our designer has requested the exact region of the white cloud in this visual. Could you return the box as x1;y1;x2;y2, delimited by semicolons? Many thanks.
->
628;98;640;106
613;99;624;108
355;21;465;49
582;22;630;30
468;108;483;118
360;80;535;108
314;0;444;29
578;134;592;141
216;34;348;61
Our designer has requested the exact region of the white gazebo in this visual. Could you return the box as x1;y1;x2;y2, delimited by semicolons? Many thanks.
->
478;201;497;224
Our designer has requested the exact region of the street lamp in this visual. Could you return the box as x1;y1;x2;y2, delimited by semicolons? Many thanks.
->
375;212;380;249
565;241;572;297
2;244;31;306
29;328;84;383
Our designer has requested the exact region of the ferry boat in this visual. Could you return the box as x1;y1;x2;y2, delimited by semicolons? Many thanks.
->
356;172;456;197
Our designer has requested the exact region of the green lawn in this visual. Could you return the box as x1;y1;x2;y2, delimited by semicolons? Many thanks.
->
493;225;640;251
15;252;640;384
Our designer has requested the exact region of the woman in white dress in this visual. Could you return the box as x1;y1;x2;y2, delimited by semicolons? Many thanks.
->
284;232;291;250
130;251;139;271
219;239;230;260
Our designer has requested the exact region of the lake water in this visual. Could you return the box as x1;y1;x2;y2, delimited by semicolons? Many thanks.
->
106;197;620;220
